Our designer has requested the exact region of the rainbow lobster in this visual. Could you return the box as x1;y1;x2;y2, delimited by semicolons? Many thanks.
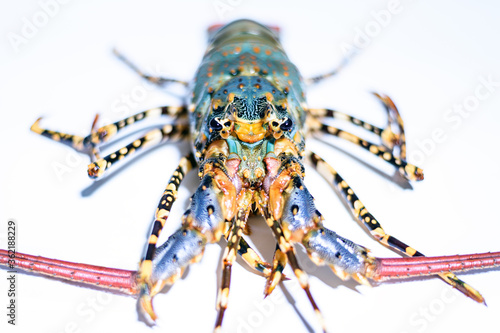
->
1;19;499;332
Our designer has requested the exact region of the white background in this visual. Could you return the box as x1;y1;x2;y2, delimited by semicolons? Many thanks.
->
1;1;499;333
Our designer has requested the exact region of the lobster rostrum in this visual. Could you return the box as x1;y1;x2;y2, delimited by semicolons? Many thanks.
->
3;19;499;332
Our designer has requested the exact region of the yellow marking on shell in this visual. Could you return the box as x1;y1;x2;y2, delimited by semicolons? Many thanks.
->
330;265;350;281
369;145;379;154
266;218;274;227
119;147;128;155
146;108;162;117
231;235;238;244
162;124;173;134
381;234;390;245
145;129;162;145
107;161;112;168
88;159;107;178
156;208;169;219
405;246;417;256
226;248;237;263
133;140;141;148
405;164;416;178
347;188;354;195
118;155;124;160
219;287;230;309
167;183;177;191
126;117;134;125
195;151;202;158
338;131;359;144
353;200;364;217
139;260;153;282
294;269;309;288
327;126;338;135
372;227;386;239
334;110;350;121
148;234;158;244
340;180;348;188
383;152;392;161
352;273;371;287
110;153;117;159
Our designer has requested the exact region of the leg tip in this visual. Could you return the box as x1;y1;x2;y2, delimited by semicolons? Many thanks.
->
31;117;43;134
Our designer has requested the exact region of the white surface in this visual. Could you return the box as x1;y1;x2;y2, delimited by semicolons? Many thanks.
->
1;1;499;333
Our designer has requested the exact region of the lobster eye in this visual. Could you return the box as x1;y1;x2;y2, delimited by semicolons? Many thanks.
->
209;118;223;131
280;118;293;131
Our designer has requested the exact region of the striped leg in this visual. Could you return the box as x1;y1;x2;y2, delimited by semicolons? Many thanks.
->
373;92;407;159
234;236;273;277
264;244;287;297
31;106;186;151
214;207;249;332
264;211;327;333
88;123;189;179
113;49;189;87
307;152;485;304
309;118;423;181
305;49;358;85
138;154;196;285
308;92;407;158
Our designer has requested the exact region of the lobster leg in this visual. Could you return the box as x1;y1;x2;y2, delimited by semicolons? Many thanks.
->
373;92;407;159
31;105;186;154
307;152;485;303
264;210;328;333
88;123;189;179
227;230;274;277
263;244;287;297
113;48;189;87
305;50;357;84
138;154;196;287
214;206;249;332
308;118;423;181
308;93;407;157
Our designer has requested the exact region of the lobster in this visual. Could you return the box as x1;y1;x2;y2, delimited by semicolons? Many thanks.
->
1;19;499;333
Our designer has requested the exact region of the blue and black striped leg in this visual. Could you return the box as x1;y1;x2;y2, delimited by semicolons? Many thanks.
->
308;118;423;181
138;154;196;288
113;48;189;87
87;123;189;179
307;151;485;304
